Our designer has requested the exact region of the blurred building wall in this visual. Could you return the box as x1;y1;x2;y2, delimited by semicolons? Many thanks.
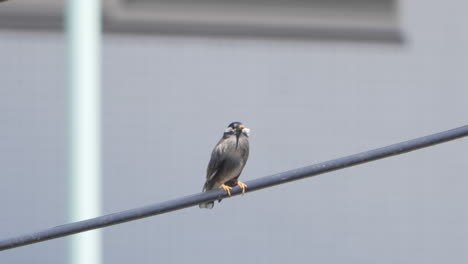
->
0;1;467;263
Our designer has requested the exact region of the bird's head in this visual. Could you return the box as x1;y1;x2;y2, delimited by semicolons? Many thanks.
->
224;121;249;149
224;121;250;137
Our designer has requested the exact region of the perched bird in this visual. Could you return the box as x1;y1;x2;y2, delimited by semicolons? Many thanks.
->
199;122;250;209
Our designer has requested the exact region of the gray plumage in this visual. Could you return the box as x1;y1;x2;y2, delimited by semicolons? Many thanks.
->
199;122;250;209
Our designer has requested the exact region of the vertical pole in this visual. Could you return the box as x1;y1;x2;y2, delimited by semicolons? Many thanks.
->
66;0;102;264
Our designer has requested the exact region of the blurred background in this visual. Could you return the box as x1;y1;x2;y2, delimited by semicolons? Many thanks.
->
1;0;467;263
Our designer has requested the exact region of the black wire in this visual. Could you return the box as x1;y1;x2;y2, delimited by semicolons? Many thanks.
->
1;125;467;251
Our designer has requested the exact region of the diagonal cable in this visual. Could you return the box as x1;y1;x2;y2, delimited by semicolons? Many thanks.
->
1;125;468;251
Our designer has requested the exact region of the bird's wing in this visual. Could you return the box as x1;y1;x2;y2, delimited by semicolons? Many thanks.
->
206;139;226;182
240;139;249;163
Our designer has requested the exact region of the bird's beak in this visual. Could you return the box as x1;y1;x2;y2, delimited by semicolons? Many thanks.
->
239;124;245;129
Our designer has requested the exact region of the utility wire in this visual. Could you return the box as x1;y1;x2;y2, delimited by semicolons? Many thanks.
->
1;125;468;251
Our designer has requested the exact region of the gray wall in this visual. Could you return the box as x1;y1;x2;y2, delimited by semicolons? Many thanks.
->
1;1;467;263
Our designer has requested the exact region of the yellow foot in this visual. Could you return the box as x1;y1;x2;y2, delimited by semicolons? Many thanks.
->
219;184;232;196
236;180;248;194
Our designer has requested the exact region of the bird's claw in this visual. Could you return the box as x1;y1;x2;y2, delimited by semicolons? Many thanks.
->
236;180;248;194
220;184;232;196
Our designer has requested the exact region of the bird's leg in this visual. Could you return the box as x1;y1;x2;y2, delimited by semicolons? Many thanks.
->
234;179;248;194
217;182;232;196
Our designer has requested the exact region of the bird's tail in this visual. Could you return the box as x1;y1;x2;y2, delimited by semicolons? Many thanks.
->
199;182;215;209
199;201;214;209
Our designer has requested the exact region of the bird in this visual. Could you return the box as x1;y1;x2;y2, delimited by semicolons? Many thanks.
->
199;121;250;209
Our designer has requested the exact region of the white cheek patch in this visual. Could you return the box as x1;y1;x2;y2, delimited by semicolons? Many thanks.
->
242;128;250;137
